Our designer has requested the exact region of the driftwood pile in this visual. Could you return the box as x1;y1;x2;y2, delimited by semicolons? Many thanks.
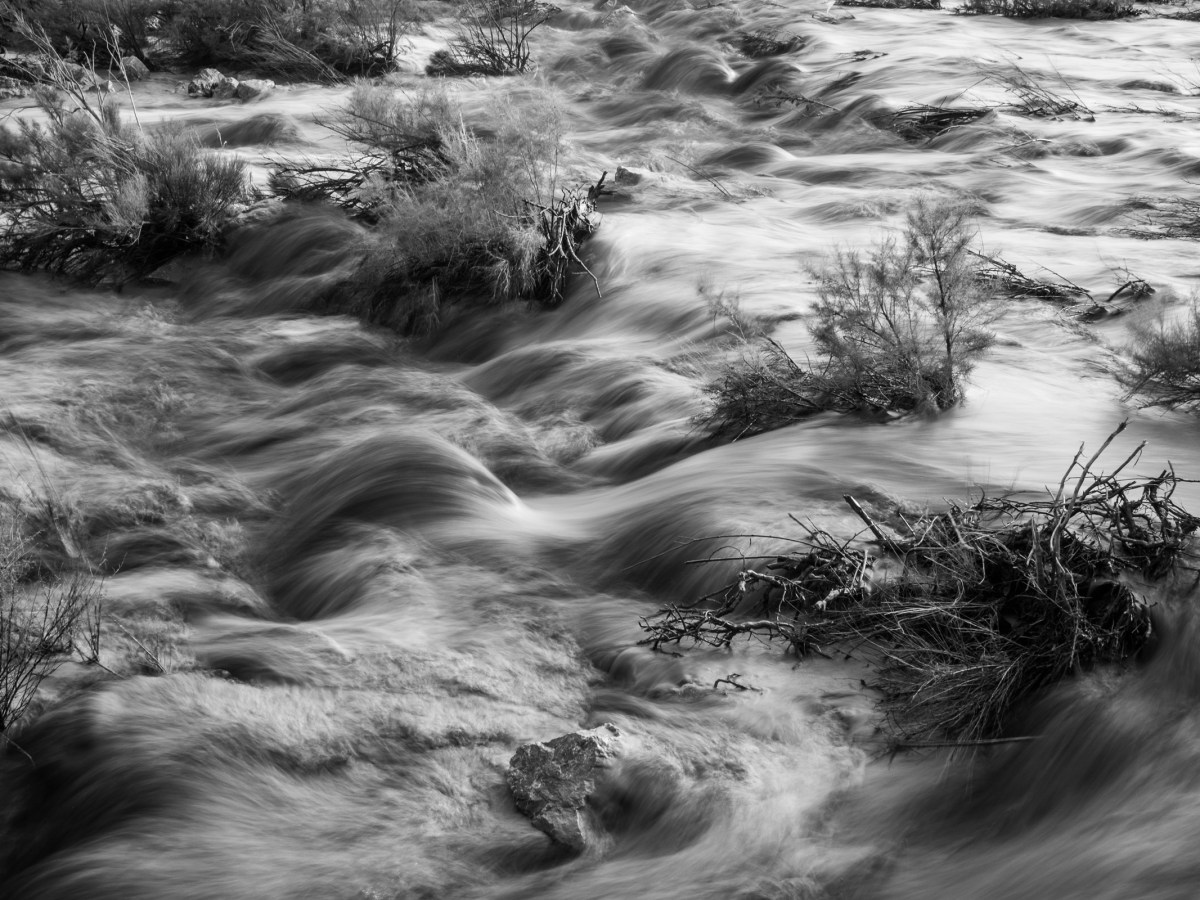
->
641;425;1198;744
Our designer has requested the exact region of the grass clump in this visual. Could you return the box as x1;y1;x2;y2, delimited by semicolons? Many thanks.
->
958;0;1136;17
642;426;1197;745
271;85;604;332
0;78;248;281
165;0;419;78
1120;301;1200;412
703;198;995;439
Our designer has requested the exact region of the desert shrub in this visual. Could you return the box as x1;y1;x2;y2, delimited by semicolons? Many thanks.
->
704;198;995;439
9;0;163;66
161;0;416;77
271;85;603;331
270;82;452;212
427;0;557;76
642;429;1196;745
1120;301;1200;412
0;64;248;281
958;0;1135;17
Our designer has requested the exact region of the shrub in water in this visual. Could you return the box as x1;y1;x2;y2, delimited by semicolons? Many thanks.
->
704;198;996;438
0;81;248;281
1120;301;1200;412
271;85;602;332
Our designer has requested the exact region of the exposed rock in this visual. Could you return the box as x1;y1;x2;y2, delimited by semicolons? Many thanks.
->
0;76;28;100
1117;79;1179;94
213;76;240;100
507;724;622;852
63;61;90;83
120;56;149;81
235;78;275;101
224;198;287;231
187;68;224;96
614;165;648;186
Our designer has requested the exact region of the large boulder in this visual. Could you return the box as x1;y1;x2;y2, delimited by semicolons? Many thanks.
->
212;75;240;100
0;76;28;100
507;724;623;852
120;56;149;81
235;78;275;101
187;68;224;96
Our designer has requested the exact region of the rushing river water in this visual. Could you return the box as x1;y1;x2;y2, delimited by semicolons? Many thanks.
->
2;1;1200;897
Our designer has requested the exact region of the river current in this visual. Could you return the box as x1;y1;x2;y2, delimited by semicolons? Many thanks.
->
2;1;1200;897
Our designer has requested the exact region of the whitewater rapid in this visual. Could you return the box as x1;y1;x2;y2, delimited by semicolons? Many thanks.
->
2;0;1200;897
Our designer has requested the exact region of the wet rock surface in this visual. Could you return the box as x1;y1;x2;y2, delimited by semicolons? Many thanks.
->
507;723;623;851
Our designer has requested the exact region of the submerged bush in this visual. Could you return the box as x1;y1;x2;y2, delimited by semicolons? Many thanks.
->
1120;301;1200;412
0;73;248;281
642;430;1196;745
271;85;603;332
704;199;995;439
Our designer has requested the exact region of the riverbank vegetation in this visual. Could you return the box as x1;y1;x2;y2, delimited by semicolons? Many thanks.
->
0;18;603;324
703;198;995;439
0;46;248;282
2;0;425;77
1121;301;1200;412
642;426;1198;746
268;83;604;330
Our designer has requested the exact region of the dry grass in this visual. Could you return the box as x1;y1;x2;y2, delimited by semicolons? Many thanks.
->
884;104;992;142
994;64;1093;119
972;251;1092;303
642;425;1198;745
1120;301;1200;412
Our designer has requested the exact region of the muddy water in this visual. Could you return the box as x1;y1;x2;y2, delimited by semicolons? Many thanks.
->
2;1;1200;898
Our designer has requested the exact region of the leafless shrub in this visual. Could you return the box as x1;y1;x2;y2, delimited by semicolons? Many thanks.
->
1119;301;1200;412
884;104;992;142
642;426;1197;745
427;0;558;76
990;62;1093;119
0;500;103;735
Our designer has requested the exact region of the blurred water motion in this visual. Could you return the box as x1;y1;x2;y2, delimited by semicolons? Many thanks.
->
2;0;1200;897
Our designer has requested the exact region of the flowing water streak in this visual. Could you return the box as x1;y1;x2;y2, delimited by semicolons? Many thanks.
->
2;0;1200;897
